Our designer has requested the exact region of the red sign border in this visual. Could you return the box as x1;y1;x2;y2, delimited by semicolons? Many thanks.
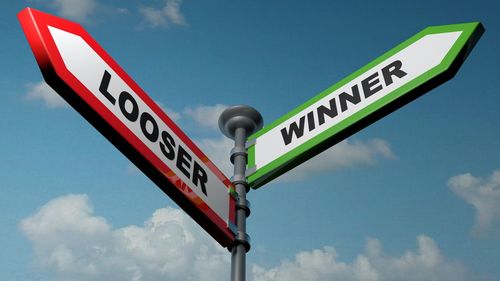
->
18;7;236;247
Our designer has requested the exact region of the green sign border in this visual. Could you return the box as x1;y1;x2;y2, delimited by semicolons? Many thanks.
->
247;22;484;189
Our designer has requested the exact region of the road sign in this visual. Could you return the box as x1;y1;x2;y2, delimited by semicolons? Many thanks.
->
18;7;236;247
246;22;484;188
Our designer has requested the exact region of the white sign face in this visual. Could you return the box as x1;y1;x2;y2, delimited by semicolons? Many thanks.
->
254;32;461;169
48;26;231;222
246;22;484;188
19;7;235;247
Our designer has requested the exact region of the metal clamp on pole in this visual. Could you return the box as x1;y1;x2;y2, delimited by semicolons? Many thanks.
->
219;105;263;281
236;197;251;217
235;231;251;252
231;174;250;193
230;146;247;164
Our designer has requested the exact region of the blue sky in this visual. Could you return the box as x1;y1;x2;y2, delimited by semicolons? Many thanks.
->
1;0;500;280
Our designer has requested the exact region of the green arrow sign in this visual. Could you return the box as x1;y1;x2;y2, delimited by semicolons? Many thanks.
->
246;22;484;188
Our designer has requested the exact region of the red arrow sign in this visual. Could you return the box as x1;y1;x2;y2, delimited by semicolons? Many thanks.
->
18;7;236;247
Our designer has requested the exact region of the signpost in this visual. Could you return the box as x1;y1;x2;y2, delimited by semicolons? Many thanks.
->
19;7;485;280
246;22;484;188
18;7;236;248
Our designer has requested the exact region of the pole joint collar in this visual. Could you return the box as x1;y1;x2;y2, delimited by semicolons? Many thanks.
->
230;146;247;164
230;175;250;192
236;198;251;217
233;231;251;252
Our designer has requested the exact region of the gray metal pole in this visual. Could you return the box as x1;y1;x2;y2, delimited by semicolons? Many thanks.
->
219;105;263;281
232;126;248;281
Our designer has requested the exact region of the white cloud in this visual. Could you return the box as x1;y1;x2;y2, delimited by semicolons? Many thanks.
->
194;136;394;181
448;170;500;236
20;194;229;281
183;104;228;131
25;81;69;108
139;0;187;28
37;0;129;23
48;0;99;22
253;235;471;281
279;138;395;182
21;196;473;281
